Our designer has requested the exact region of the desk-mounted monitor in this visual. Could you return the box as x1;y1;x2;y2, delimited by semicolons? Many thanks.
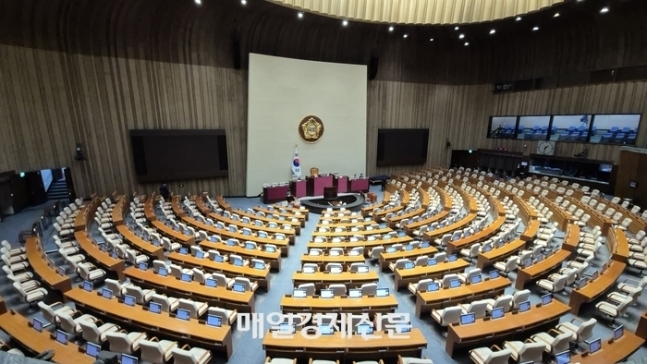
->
85;342;101;358
376;288;389;297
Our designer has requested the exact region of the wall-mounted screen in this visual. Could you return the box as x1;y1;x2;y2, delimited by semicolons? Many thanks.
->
487;116;518;139
516;116;551;140
590;114;641;145
377;129;429;166
130;130;229;183
550;115;592;142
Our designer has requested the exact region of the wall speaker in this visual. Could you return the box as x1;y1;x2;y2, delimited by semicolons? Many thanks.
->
232;30;241;70
74;143;86;161
368;54;379;80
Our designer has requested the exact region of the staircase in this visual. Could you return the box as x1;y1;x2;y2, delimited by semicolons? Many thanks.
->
46;179;69;201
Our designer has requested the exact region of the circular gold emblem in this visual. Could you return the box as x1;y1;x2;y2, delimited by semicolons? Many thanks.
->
298;116;324;143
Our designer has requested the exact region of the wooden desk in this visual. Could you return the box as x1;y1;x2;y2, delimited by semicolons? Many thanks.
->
171;195;186;218
394;260;470;290
514;195;539;222
74;231;125;281
561;224;581;252
422;213;478;241
537;195;574;231
200;240;282;271
25;237;72;294
124;267;255;313
301;254;366;267
215;195;232;212
307;236;413;256
232;208;302;232
378;246;439;271
181;215;290;256
292;271;379;290
608;228;629;263
116;225;165;260
446;215;506;255
65;288;233;358
168;252;270;291
476;239;526;269
316;220;375;228
111;197;125;226
150;220;196;247
386;207;426;229
262;328;427;362
565;196;613;235
312;228;393;238
571;331;643;364
280;294;398;315
446;300;570;356
636;311;647;340
0;311;93;363
144;195;157;221
254;206;307;222
520;220;540;241
208;212;296;243
515;249;571;290
361;191;391;216
414;277;511;317
73;203;91;232
403;210;450;235
568;260;626;314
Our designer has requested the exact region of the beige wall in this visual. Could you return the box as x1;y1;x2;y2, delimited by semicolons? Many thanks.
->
247;54;367;196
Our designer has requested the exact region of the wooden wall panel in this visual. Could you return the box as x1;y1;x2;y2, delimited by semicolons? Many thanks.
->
0;0;646;197
365;80;647;177
0;45;248;197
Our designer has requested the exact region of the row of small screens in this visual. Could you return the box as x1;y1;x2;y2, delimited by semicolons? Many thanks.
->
293;287;390;298
488;114;641;145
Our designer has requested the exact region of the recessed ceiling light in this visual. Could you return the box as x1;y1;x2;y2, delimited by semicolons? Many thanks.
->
455;26;459;30
554;12;560;18
600;7;609;13
464;42;469;46
403;34;408;38
533;26;539;31
195;0;201;4
389;26;394;32
297;12;303;19
516;16;522;21
241;0;246;4
490;29;496;35
342;20;348;26
459;34;465;39
429;38;434;42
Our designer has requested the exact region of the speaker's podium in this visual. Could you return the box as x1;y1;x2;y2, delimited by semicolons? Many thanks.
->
306;175;333;196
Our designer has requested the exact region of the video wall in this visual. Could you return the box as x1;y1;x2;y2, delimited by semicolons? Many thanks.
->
487;114;641;145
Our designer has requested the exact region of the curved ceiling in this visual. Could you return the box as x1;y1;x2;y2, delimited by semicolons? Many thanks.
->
266;0;565;25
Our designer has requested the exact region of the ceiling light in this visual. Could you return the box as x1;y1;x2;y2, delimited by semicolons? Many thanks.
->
600;7;609;14
429;38;434;42
554;12;560;18
388;26;394;32
459;34;465;39
403;34;408;38
533;26;539;31
241;0;246;4
455;26;459;30
490;29;496;35
464;42;469;46
297;12;303;18
195;0;201;4
342;20;348;26
516;16;522;21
